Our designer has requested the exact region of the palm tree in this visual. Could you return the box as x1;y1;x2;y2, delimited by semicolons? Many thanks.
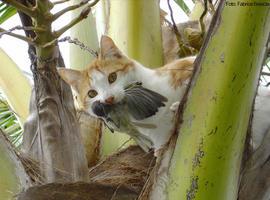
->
0;0;270;199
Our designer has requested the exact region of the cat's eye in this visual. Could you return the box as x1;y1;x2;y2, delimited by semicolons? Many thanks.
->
108;72;117;84
88;89;98;98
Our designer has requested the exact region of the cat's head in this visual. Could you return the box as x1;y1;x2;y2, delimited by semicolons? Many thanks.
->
58;35;136;117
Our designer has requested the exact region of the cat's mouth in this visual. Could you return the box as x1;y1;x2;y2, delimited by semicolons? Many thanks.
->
91;81;168;132
91;101;112;118
91;82;143;118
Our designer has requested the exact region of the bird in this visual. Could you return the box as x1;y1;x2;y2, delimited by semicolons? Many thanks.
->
91;81;168;151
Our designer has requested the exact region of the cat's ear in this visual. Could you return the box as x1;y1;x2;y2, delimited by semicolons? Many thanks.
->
99;35;123;59
57;68;85;92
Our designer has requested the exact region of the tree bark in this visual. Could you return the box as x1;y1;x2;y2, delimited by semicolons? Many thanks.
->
17;0;89;183
23;50;89;182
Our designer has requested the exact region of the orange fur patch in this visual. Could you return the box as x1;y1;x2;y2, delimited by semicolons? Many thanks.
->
75;72;91;110
156;57;195;89
87;57;134;75
75;57;134;110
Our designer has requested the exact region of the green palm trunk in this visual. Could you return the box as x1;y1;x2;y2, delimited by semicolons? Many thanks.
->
108;0;163;67
0;130;30;200
166;1;270;199
70;3;99;69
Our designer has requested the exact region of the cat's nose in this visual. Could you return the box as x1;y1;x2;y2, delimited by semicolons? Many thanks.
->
105;96;115;105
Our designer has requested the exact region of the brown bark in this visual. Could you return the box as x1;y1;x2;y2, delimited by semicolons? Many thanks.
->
239;128;270;200
22;49;89;182
13;0;90;183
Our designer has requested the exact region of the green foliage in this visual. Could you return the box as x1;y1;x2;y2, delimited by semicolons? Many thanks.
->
0;93;22;147
174;0;191;15
0;3;16;24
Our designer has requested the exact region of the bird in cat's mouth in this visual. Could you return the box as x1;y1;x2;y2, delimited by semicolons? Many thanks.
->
91;81;168;132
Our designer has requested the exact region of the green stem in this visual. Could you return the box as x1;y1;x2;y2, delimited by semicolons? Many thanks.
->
52;0;99;20
0;27;34;44
167;1;270;199
54;6;91;38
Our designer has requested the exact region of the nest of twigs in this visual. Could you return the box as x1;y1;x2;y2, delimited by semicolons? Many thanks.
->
18;145;155;200
89;145;155;193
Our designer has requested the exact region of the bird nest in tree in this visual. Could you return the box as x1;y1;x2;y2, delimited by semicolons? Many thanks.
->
18;146;155;200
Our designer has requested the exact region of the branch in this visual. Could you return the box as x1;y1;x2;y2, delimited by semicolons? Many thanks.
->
208;0;215;15
52;0;99;21
17;1;37;67
261;72;270;76
0;25;44;33
167;0;183;45
58;36;98;57
200;0;208;35
167;0;195;56
1;0;36;17
53;5;94;37
0;27;34;44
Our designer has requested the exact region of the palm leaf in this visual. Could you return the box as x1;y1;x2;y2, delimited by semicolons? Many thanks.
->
0;3;16;24
0;94;23;147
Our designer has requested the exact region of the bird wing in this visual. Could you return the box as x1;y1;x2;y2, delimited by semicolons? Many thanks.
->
125;85;167;120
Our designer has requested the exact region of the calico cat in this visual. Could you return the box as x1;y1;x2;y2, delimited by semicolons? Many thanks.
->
58;35;270;154
58;35;195;152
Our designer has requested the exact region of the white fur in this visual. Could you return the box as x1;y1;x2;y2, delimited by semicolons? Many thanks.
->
129;60;188;150
84;69;126;117
85;56;270;153
87;58;192;151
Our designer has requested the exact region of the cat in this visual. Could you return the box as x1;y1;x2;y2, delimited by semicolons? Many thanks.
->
58;35;195;152
58;35;270;155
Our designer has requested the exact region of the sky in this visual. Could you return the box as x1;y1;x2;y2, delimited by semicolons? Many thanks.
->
0;0;193;77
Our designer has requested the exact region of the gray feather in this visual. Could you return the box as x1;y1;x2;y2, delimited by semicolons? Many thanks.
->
98;82;167;151
124;84;168;120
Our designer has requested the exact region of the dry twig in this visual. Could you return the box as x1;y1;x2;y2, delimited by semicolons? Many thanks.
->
0;26;34;44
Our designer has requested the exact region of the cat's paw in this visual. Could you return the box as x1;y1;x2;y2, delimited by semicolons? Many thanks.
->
170;101;180;112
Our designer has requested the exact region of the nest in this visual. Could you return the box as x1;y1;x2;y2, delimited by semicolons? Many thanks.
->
18;145;155;200
89;145;156;193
